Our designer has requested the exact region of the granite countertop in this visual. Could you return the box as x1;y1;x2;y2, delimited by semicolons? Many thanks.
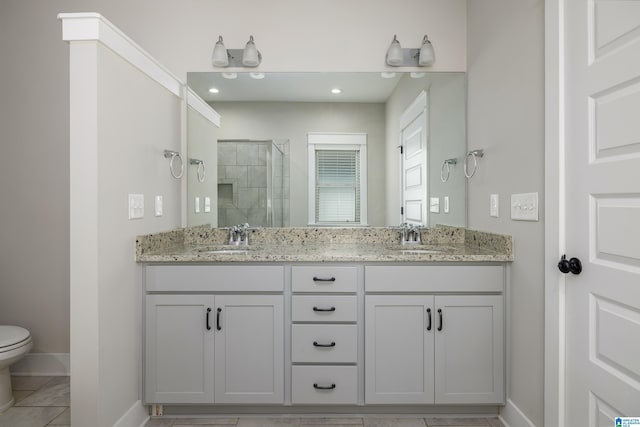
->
136;226;513;263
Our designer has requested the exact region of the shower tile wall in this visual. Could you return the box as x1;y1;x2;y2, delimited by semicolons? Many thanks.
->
218;141;289;227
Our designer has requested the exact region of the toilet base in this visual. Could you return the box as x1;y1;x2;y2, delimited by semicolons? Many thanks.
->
0;367;16;413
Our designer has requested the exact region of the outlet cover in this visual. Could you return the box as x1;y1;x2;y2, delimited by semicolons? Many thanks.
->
490;194;499;217
194;196;201;214
155;195;163;217
443;196;450;213
128;194;144;219
511;192;538;221
204;196;211;213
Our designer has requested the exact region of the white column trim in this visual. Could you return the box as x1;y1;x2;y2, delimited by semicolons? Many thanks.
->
187;87;221;127
112;400;149;427
58;13;183;97
544;0;565;426
500;398;537;427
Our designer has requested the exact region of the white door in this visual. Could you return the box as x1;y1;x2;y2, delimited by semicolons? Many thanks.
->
145;295;215;404
434;295;504;405
401;91;428;225
562;0;640;423
214;295;284;404
365;295;434;404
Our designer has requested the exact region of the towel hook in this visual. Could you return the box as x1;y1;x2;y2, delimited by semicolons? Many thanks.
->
163;150;184;179
464;149;484;179
440;158;457;183
189;158;206;183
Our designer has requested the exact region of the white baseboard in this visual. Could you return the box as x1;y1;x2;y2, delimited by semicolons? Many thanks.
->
500;398;537;427
10;353;70;376
113;400;149;427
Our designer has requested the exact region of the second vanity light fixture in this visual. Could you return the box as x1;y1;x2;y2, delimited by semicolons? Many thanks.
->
385;34;435;67
212;35;262;68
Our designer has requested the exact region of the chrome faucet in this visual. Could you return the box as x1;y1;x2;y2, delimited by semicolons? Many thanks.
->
228;223;250;245
398;222;421;245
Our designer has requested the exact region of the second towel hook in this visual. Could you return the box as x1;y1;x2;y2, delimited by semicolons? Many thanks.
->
440;158;457;183
163;150;184;179
464;149;484;179
189;158;206;183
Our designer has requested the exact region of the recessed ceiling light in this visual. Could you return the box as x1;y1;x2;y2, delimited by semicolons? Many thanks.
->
331;88;342;94
250;72;265;79
381;72;396;79
208;87;219;94
222;72;237;79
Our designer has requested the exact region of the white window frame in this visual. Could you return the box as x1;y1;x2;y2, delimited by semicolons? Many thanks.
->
308;133;368;226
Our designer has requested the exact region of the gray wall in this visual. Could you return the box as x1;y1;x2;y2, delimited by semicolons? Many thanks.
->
212;102;387;227
187;105;218;226
466;1;545;425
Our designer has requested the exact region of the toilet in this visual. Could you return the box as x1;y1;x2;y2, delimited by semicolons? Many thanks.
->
0;326;32;412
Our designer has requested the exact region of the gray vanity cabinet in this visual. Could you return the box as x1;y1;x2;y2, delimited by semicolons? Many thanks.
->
144;265;284;405
364;265;505;405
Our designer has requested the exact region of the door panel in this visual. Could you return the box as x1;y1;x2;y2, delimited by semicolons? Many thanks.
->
145;295;215;404
214;295;284;404
564;0;640;422
401;93;428;226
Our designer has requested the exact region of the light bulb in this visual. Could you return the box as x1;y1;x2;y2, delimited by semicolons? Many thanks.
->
211;36;229;67
418;35;435;66
386;35;404;66
242;35;261;67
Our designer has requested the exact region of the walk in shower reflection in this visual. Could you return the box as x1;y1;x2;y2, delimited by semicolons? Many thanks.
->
217;140;288;227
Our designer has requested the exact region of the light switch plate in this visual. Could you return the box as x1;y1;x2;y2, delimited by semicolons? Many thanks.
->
204;196;211;213
128;194;144;219
511;192;538;221
490;194;499;217
154;195;163;217
194;196;200;214
443;196;450;213
429;197;440;213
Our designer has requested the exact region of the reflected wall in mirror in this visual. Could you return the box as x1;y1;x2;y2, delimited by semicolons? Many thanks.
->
187;72;466;228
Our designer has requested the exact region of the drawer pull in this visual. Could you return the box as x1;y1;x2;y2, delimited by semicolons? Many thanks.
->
437;308;443;331
312;276;336;282
313;341;336;348
426;308;432;331
216;308;222;331
313;383;336;390
313;306;336;312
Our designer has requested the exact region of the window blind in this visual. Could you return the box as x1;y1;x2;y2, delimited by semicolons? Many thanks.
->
315;149;360;224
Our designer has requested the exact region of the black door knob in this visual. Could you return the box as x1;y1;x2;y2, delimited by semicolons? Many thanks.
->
558;254;582;275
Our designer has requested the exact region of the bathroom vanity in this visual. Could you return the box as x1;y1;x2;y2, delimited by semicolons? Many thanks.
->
138;226;512;415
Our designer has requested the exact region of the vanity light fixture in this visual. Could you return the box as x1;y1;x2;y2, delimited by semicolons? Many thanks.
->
380;71;397;79
250;72;265;79
211;35;262;68
222;72;238;79
385;34;436;67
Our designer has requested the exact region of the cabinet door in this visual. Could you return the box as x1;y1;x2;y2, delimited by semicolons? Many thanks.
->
145;294;215;404
365;295;434;404
214;295;284;404
434;295;504;404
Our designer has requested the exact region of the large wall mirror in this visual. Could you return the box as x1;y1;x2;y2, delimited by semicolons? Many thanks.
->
186;72;467;228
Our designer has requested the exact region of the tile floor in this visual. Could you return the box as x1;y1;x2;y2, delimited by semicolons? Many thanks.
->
145;416;505;427
0;376;504;427
0;376;69;427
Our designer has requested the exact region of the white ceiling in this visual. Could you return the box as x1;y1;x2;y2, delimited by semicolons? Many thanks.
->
187;72;407;103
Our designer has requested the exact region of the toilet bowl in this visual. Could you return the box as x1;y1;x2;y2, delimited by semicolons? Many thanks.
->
0;326;32;413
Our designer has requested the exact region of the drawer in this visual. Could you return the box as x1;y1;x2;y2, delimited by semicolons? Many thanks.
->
145;265;284;292
292;296;357;322
292;266;358;293
291;365;357;405
365;265;504;293
292;324;357;363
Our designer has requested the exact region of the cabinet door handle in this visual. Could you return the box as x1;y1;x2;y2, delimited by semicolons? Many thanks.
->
312;276;336;282
216;308;222;331
313;383;336;390
437;308;443;331
206;307;212;330
313;306;336;312
313;341;336;347
426;308;432;331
